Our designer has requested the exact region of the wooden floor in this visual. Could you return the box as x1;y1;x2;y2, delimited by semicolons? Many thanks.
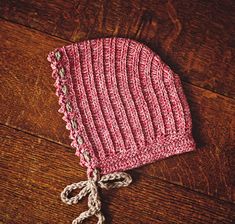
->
0;1;234;223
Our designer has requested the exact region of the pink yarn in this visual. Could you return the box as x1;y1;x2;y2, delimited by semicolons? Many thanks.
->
47;37;196;175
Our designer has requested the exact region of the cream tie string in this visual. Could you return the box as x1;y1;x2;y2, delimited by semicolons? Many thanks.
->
61;168;132;224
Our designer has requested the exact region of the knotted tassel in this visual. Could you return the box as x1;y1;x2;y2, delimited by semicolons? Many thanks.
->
61;168;132;224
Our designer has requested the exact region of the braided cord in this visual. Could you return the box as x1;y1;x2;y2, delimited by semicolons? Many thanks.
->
61;168;132;224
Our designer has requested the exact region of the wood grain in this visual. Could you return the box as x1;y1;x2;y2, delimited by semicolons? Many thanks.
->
1;124;234;224
0;19;234;203
0;0;234;97
0;1;235;222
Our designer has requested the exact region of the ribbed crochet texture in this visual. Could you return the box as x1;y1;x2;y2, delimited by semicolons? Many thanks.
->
48;37;196;175
47;37;196;224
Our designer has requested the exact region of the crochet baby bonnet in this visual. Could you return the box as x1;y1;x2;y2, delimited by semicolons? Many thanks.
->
47;37;196;224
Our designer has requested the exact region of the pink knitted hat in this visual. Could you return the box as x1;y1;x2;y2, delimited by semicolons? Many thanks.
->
47;37;196;224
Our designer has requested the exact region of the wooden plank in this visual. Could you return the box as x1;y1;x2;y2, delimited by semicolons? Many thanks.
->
0;19;234;202
0;19;69;145
0;0;234;97
0;124;234;224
